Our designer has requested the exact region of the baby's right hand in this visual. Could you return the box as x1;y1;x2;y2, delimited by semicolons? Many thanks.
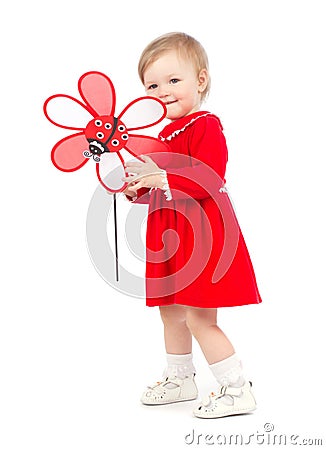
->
122;183;137;198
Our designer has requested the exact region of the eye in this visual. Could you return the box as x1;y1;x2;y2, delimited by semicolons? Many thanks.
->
96;132;104;139
121;134;128;140
170;78;179;84
118;125;125;132
111;139;119;146
104;123;112;129
95;120;102;127
147;83;158;90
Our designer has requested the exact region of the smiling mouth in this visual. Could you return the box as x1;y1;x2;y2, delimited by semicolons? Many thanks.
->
165;100;177;105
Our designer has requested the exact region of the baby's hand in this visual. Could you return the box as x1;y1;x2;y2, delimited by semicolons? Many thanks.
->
122;184;137;197
122;155;165;192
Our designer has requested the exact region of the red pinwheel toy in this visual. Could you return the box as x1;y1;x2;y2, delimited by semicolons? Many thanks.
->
44;71;168;192
44;71;168;280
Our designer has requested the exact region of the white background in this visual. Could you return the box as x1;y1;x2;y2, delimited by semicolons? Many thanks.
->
1;0;326;449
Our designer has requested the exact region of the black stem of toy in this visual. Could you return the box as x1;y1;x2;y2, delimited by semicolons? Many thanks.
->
113;193;119;282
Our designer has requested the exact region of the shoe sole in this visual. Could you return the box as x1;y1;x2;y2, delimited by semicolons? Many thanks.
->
141;395;198;406
194;405;256;419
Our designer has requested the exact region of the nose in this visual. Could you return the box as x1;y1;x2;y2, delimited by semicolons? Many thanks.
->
157;85;169;99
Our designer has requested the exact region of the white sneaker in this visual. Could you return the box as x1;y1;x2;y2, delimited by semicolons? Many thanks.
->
141;375;198;405
193;381;256;418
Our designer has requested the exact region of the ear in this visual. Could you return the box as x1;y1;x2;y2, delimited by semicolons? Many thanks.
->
197;68;209;93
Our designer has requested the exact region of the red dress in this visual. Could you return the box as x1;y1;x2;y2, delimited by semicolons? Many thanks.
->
133;111;262;308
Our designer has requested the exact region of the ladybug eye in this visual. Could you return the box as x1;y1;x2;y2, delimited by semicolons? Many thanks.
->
121;134;128;140
111;139;119;146
96;132;104;139
118;125;125;132
105;123;112;129
95;120;102;127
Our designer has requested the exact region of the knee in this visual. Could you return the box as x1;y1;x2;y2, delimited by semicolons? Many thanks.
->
185;312;201;338
159;305;187;327
185;309;216;339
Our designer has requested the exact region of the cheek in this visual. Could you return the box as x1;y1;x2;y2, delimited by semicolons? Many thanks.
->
177;84;195;100
188;88;201;103
146;90;158;98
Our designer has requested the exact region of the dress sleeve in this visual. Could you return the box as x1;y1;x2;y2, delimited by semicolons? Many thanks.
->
125;187;151;204
165;116;228;200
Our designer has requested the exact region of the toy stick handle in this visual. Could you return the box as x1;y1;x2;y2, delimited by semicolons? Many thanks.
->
113;193;119;282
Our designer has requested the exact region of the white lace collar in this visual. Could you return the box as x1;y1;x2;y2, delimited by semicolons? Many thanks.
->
159;113;211;142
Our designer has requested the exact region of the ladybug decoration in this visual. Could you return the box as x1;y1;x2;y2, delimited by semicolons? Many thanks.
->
44;71;169;281
43;71;168;193
83;116;129;162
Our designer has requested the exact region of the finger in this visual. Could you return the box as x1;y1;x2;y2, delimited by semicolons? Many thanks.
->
136;171;162;179
122;173;146;183
129;180;144;191
125;169;142;176
127;185;137;192
122;175;137;183
125;162;143;169
140;154;153;163
125;166;147;174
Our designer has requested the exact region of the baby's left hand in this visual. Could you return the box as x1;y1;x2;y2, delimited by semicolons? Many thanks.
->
122;155;165;192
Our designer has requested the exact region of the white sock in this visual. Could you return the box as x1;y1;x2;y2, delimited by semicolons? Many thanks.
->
209;354;245;404
163;353;196;385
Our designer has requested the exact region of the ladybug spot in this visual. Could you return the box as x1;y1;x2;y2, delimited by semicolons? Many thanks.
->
105;123;112;129
118;125;125;132
96;132;104;139
111;139;119;146
95;120;102;127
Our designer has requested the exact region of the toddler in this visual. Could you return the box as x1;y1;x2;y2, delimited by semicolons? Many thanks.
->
122;32;262;418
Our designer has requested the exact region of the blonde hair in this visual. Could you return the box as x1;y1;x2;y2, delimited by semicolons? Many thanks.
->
138;32;211;102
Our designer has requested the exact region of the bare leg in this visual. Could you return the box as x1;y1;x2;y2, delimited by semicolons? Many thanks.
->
141;305;197;405
159;305;192;354
185;307;235;364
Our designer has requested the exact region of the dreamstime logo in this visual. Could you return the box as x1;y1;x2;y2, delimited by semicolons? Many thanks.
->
184;423;324;446
85;152;240;299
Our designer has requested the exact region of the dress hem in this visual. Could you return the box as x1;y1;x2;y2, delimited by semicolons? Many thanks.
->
146;297;262;308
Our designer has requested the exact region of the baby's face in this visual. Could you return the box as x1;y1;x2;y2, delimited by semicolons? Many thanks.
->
143;50;206;120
